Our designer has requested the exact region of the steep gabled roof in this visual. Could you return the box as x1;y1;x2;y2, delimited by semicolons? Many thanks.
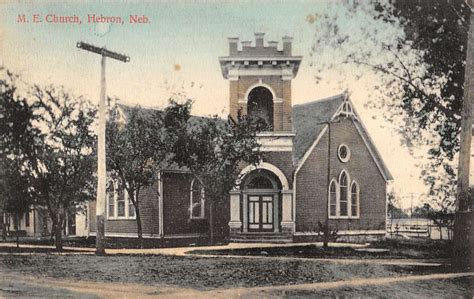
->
116;103;224;130
293;94;393;182
115;103;225;172
292;94;345;164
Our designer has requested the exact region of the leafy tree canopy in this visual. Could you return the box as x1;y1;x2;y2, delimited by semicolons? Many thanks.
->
106;99;194;247
309;0;470;208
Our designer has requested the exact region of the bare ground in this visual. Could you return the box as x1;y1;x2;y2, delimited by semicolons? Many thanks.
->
0;253;445;290
0;241;471;298
1;268;473;298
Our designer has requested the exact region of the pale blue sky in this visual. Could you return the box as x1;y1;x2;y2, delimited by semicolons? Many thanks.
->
0;1;428;209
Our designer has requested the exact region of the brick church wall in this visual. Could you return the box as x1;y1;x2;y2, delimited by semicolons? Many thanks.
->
162;172;208;236
262;151;294;186
295;118;387;232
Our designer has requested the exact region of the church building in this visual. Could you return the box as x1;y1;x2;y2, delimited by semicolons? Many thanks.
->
86;33;392;244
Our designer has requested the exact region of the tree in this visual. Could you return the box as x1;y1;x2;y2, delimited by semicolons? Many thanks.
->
0;69;39;245
106;101;183;248
26;85;97;251
309;0;470;207
412;203;432;218
1;160;32;247
387;191;408;219
170;107;262;244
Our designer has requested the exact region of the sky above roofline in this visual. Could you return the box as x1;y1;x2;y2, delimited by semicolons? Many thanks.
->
0;1;431;209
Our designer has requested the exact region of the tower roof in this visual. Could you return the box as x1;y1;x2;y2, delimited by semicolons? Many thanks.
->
219;33;302;80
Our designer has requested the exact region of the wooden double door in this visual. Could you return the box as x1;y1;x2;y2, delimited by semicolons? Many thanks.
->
248;195;274;232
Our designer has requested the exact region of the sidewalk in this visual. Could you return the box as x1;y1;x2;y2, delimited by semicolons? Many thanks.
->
0;241;447;266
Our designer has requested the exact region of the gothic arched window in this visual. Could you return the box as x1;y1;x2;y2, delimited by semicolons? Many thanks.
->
351;181;359;218
329;171;361;218
328;179;337;217
339;171;349;217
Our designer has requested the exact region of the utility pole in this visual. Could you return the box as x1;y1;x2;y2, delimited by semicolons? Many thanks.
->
320;113;342;247
401;193;417;219
453;1;474;271
324;120;331;248
76;42;129;255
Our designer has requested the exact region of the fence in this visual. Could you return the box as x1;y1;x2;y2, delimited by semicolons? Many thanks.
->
387;218;453;240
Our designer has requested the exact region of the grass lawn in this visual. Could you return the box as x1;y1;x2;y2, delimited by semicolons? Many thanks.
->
0;246;87;254
189;240;452;260
0;253;444;290
4;235;209;249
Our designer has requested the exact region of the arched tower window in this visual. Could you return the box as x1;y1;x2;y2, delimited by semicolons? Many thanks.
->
339;171;349;217
351;181;359;218
247;86;274;130
328;179;337;217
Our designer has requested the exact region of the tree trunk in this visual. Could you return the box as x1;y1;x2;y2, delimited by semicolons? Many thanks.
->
2;208;6;241
323;219;329;248
51;222;55;243
135;203;144;249
54;223;63;251
15;213;19;249
2;214;6;241
209;201;214;245
52;214;63;252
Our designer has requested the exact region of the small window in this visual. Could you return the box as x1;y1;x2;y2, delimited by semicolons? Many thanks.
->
107;181;115;218
190;179;205;219
84;206;88;229
329;180;337;217
338;144;350;163
129;198;135;218
117;187;126;217
25;211;30;227
351;182;359;218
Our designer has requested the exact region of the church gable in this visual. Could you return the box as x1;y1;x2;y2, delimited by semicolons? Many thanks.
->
293;95;392;182
294;114;389;232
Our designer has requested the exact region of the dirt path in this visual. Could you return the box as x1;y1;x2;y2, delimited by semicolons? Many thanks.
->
1;270;472;298
228;271;474;296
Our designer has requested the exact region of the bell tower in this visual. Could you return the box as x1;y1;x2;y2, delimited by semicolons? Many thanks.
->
221;34;301;237
219;33;302;135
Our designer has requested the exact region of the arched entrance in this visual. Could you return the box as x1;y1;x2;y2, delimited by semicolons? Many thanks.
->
247;86;274;130
242;170;281;232
229;162;294;237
